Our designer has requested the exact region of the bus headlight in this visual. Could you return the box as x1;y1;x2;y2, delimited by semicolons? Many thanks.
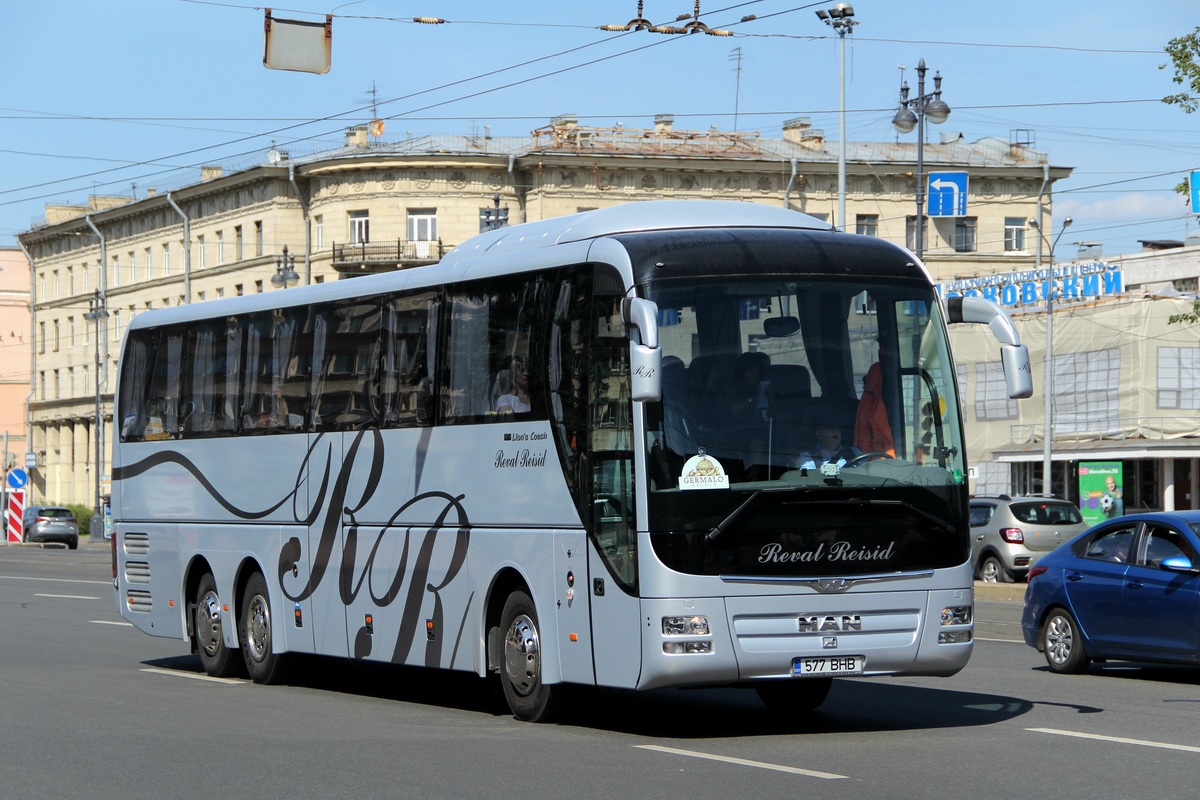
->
939;631;972;644
663;641;713;654
941;606;972;625
662;615;709;636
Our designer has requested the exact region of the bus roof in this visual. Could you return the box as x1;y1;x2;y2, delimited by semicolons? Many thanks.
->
441;200;832;268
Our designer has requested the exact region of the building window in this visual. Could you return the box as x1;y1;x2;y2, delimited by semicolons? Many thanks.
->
235;226;244;261
38;272;45;301
349;211;370;244
1055;348;1120;435
217;230;225;264
235;284;244;296
255;280;264;293
39;371;45;401
68;367;75;397
905;216;927;251
54;370;60;400
855;214;878;238
407;209;437;258
163;242;171;274
38;321;45;354
82;263;89;294
1004;217;1026;252
1157;346;1200;409
315;215;324;249
145;247;153;278
954;217;977;253
112;255;120;287
53;319;60;352
68;317;75;348
53;270;59;299
974;362;1018;421
67;266;74;295
198;234;206;268
254;220;264;256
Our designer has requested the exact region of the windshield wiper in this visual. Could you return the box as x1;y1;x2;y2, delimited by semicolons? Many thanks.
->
706;488;795;544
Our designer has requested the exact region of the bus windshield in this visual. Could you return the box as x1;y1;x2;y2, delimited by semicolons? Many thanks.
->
642;275;969;577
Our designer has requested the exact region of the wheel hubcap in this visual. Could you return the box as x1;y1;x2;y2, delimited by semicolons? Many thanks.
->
1046;616;1073;665
504;614;540;697
246;594;272;663
198;590;222;656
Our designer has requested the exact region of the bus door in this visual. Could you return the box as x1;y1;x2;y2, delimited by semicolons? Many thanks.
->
586;345;642;689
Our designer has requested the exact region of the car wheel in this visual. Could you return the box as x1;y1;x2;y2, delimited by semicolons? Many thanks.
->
755;678;832;714
239;572;287;684
194;573;242;678
979;555;1009;583
499;589;560;722
1040;608;1090;674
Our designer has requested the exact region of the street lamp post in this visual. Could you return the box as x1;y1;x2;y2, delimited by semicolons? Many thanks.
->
83;289;109;539
1028;215;1073;496
272;244;299;288
816;4;858;232
892;60;951;261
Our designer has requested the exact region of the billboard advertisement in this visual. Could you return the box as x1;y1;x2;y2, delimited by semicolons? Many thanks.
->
1079;461;1124;527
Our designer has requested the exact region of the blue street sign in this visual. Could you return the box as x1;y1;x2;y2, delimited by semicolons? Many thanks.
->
927;171;968;217
1190;170;1200;214
7;468;27;490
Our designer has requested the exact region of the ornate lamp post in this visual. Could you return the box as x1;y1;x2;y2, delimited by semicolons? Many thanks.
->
272;244;299;288
892;60;951;260
83;288;109;539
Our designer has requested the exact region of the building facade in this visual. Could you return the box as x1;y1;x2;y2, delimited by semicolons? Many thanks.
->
18;116;1072;506
0;247;30;481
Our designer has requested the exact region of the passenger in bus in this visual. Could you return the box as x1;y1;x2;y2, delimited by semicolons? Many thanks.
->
494;357;531;416
797;423;862;471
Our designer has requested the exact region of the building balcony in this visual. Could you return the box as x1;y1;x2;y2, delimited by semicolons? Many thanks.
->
330;240;450;275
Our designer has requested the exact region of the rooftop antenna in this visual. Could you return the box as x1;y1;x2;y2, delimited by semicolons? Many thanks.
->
728;46;749;131
361;80;385;137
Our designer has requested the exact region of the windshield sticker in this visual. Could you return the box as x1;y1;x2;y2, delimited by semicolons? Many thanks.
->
680;451;730;490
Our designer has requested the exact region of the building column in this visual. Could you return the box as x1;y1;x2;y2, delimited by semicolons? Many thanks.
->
1163;458;1176;511
74;422;89;506
45;423;61;503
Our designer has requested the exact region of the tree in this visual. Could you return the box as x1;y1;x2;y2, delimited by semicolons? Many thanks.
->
1162;28;1200;325
1162;26;1200;112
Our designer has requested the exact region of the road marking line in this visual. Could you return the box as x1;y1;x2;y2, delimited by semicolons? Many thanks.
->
973;636;1023;643
140;667;245;686
1029;727;1200;754
91;619;134;626
0;574;111;586
35;593;99;600
636;744;847;779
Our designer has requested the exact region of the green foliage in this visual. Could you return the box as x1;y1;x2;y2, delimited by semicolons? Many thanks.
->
1162;26;1200;113
58;503;97;530
1168;300;1200;326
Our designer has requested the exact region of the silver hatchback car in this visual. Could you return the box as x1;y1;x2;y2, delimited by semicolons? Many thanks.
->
22;506;80;549
968;495;1088;582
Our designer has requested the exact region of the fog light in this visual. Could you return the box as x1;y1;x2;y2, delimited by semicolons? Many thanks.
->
662;615;710;636
941;605;972;625
939;630;972;644
663;641;713;654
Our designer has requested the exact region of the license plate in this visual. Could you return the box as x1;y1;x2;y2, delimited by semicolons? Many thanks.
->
792;655;864;676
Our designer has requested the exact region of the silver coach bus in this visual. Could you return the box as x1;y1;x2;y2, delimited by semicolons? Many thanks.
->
112;200;1031;721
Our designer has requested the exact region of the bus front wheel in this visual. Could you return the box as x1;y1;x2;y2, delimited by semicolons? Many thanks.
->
239;572;287;684
499;590;559;722
755;677;832;714
194;573;241;678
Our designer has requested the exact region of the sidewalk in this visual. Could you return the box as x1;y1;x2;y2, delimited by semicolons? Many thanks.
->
974;581;1026;602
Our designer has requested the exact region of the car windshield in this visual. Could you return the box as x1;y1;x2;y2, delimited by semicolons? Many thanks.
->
641;273;969;577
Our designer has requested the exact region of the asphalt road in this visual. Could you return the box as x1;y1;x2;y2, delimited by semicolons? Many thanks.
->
3;543;1198;800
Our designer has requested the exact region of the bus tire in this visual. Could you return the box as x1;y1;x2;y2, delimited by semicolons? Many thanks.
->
755;677;832;714
239;572;286;684
499;589;558;722
195;573;241;678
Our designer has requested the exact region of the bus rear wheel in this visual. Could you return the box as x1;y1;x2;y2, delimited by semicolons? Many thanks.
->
194;573;240;678
239;572;287;684
755;678;832;714
499;589;559;722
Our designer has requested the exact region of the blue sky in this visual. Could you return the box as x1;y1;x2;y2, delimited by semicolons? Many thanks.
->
4;0;1198;258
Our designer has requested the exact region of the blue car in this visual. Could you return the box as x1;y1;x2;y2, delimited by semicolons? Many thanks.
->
1022;511;1200;673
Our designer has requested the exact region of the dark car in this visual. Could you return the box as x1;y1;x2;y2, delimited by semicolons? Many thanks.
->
969;495;1088;583
1022;510;1200;674
22;506;79;549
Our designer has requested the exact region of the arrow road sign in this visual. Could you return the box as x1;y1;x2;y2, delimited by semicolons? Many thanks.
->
927;171;968;217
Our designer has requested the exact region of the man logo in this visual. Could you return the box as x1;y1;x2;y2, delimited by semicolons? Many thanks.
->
816;578;851;593
798;614;862;633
